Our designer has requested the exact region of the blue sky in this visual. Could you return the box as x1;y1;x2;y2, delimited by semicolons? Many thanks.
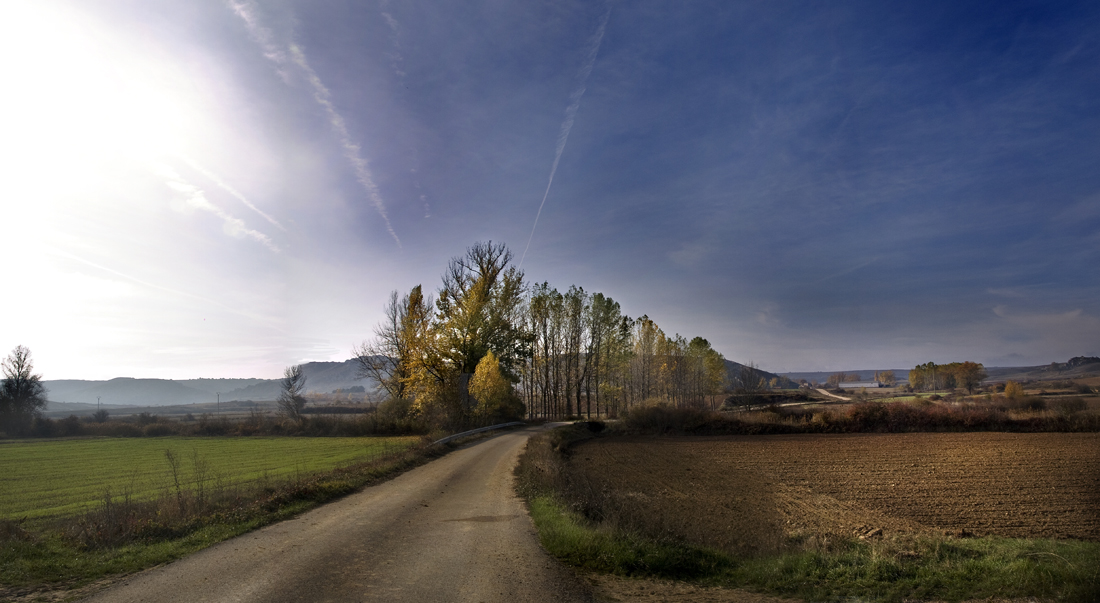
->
1;0;1098;379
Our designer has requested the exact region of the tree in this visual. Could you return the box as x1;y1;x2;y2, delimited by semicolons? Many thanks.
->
732;362;767;394
1004;380;1024;400
954;361;987;394
436;241;529;378
469;351;524;422
874;370;897;386
353;285;434;403
277;365;307;422
1;345;48;432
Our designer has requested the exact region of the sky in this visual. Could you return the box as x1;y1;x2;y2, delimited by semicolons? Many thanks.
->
1;0;1098;380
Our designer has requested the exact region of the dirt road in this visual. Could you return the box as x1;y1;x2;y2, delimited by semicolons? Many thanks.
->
82;426;593;603
814;388;850;401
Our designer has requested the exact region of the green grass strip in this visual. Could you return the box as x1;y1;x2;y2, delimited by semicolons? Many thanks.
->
0;441;434;595
527;494;1100;603
0;436;419;520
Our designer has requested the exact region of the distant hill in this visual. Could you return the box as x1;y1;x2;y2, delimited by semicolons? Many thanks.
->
781;356;1100;385
780;370;910;385
725;360;798;389
984;356;1100;382
43;359;381;407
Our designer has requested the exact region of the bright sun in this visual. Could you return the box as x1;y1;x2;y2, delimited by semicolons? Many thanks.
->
0;0;197;205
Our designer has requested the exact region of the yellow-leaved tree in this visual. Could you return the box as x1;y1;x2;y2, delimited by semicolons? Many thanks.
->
469;351;525;422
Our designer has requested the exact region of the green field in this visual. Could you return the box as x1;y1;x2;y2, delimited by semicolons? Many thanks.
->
0;436;419;520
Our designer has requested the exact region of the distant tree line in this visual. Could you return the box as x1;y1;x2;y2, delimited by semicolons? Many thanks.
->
908;361;987;394
354;241;730;428
823;371;895;388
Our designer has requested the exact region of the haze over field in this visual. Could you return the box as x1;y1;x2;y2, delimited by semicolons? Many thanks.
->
1;0;1098;379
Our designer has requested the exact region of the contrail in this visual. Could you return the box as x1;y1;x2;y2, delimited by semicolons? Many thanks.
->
288;44;401;247
153;163;280;253
228;0;401;248
179;155;286;231
520;4;612;267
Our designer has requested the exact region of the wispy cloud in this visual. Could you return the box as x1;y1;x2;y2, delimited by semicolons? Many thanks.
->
228;0;401;247
178;155;286;231
814;257;880;284
669;243;707;267
756;302;783;327
155;163;280;252
287;44;401;247
378;0;405;79
226;0;289;76
47;246;280;325
521;3;612;267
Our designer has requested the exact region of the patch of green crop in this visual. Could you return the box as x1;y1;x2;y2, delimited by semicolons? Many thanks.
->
0;436;418;520
0;438;439;595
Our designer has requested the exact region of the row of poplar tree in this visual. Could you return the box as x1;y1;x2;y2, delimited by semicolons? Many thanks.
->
908;361;988;394
354;242;728;428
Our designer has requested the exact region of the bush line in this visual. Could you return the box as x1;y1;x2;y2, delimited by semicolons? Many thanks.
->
620;399;1100;436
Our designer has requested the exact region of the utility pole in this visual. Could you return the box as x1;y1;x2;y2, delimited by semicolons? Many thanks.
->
97;396;101;411
217;392;220;415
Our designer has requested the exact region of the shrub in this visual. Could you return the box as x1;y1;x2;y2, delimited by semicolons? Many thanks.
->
846;403;889;431
1052;397;1087;415
135;412;158;425
1010;396;1046;412
142;423;176;437
109;423;142;437
59;415;83;436
619;405;716;434
31;417;56;437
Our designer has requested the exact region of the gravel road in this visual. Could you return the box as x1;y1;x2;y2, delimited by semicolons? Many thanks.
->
82;425;593;603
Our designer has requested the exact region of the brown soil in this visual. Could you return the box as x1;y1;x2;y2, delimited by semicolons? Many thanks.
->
568;432;1100;549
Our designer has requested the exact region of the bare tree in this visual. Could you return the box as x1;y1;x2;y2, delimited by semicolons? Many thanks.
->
1;345;48;431
353;287;433;402
731;362;767;394
277;365;307;422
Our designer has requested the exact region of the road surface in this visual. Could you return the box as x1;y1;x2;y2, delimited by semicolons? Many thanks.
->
83;425;593;603
815;388;851;401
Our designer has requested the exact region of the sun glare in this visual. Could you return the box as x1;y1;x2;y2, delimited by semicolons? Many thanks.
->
0;1;198;203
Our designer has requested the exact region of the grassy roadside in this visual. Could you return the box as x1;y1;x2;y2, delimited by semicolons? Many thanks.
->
0;436;455;600
517;423;1100;602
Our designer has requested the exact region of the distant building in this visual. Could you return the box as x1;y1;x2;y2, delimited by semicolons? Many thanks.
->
838;381;883;389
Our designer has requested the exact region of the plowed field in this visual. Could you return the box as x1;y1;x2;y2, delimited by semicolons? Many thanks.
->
568;433;1100;553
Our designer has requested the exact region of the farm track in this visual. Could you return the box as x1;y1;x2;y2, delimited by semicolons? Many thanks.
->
79;426;593;603
570;432;1100;545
